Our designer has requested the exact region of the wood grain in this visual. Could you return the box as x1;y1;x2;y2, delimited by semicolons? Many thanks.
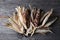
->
0;0;60;40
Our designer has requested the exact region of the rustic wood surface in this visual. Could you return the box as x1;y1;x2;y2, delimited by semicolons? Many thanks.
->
0;0;60;40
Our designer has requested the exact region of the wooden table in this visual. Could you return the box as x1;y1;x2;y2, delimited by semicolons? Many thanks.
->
0;0;60;40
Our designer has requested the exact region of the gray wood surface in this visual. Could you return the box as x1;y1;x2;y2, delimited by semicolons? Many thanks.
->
0;0;60;40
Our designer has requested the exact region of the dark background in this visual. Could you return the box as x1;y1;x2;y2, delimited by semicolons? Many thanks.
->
0;0;60;40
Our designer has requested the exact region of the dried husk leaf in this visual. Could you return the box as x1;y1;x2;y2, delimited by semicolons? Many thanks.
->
15;6;27;29
8;17;24;34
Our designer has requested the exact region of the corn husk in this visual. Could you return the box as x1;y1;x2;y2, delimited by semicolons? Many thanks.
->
0;5;57;36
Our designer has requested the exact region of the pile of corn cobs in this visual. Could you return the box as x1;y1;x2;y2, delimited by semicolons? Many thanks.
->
2;5;57;36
